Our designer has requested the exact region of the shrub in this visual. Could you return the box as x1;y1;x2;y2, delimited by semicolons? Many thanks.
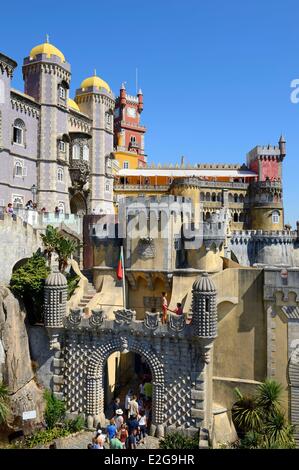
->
44;390;66;429
159;432;198;449
0;382;11;426
65;272;80;300
64;415;85;433
10;252;50;324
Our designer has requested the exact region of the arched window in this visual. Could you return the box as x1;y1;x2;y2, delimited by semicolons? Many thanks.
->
200;192;205;201
272;211;280;224
217;193;221;202
234;193;238;203
228;193;233;203
233;213;239;222
83;145;89;161
239;194;244;203
14;160;23;177
239;212;244;222
212;193;216;202
206;192;211;201
206;212;211;220
73;144;80;159
57;167;63;182
13;119;25;145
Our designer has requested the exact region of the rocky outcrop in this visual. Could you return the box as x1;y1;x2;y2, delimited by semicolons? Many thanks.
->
0;286;44;432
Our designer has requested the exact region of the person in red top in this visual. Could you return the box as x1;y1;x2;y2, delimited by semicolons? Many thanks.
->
168;302;183;315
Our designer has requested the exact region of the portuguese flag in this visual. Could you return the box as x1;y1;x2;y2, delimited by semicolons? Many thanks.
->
117;247;123;280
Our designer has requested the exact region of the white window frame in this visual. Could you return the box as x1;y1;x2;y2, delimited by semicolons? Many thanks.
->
123;161;129;169
107;158;112;168
73;143;80;160
59;140;66;152
105;183;110;192
12;194;24;208
13;125;24;145
14;159;24;178
59;86;66;100
83;145;89;161
130;135;136;143
57;167;64;182
272;211;280;224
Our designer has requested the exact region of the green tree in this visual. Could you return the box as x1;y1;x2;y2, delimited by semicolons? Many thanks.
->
256;379;282;416
0;382;11;426
232;388;262;434
40;225;61;266
56;237;77;273
10;252;50;324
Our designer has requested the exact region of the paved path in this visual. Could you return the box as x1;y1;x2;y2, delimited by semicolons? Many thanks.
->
53;431;160;449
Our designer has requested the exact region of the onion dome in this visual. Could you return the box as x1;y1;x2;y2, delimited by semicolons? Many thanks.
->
29;41;65;62
45;271;67;287
80;73;111;93
192;273;216;293
68;98;80;112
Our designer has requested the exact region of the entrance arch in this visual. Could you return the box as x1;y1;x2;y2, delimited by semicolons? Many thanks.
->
70;193;87;215
86;335;165;436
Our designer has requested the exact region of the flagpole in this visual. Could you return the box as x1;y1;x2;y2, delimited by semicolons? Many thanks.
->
121;245;126;309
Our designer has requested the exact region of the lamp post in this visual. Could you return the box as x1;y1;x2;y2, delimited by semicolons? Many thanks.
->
31;184;37;205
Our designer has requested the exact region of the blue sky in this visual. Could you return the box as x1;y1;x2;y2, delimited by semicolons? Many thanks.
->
1;0;299;225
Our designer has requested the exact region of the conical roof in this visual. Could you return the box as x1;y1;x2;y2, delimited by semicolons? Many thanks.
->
45;271;67;287
192;273;216;293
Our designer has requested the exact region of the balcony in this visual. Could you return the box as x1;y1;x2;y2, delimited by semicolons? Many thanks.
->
114;184;169;192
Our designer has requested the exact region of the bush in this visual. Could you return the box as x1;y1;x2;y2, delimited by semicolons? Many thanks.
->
44;390;66;429
159;432;198;449
64;415;85;433
10;252;50;324
65;272;80;300
0;382;11;426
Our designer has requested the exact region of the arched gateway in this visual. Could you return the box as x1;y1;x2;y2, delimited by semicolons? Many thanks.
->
86;335;165;435
44;273;218;438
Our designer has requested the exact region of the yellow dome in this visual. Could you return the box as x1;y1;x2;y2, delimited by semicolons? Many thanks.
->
68;98;80;112
30;42;65;62
80;75;111;93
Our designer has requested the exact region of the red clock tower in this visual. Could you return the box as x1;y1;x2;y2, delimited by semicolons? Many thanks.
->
114;83;147;168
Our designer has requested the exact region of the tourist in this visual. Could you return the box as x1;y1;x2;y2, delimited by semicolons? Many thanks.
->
128;428;138;449
128;394;139;418
6;203;14;216
114;408;124;430
161;292;168;324
110;432;123;449
138;410;147;442
112;397;121;416
168;302;183;315
125;389;132;416
95;432;105;449
41;207;47;213
127;414;139;436
119;423;128;449
106;418;117;443
25;200;33;210
55;206;60;215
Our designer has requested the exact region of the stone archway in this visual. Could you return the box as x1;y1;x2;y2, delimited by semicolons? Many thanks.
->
70;192;87;215
86;335;165;436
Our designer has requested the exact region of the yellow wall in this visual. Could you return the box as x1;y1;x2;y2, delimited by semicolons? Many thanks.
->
251;207;284;230
114;151;141;170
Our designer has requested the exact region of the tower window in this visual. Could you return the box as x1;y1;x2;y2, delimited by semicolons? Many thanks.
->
83;145;89;161
73;144;80;159
59;140;66;152
57;167;63;182
14;160;23;177
105;183;110;192
58;202;65;214
130;136;136;143
13;119;25;145
123;161;129;169
59;86;66;100
272;211;280;224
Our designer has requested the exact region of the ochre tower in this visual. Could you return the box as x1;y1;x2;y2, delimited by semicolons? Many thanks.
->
247;136;286;230
114;83;146;169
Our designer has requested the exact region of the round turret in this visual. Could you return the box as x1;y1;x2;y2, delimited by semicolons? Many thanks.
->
191;273;217;339
29;41;65;63
44;270;67;327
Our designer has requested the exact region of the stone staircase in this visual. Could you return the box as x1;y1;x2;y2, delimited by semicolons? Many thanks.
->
78;270;97;310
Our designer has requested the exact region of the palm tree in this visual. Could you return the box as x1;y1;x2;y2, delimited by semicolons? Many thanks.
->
56;237;77;273
0;383;11;426
256;379;282;416
40;225;60;266
232;388;263;434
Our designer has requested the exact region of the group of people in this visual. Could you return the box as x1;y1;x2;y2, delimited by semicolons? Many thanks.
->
88;377;153;450
161;292;183;324
3;201;64;216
